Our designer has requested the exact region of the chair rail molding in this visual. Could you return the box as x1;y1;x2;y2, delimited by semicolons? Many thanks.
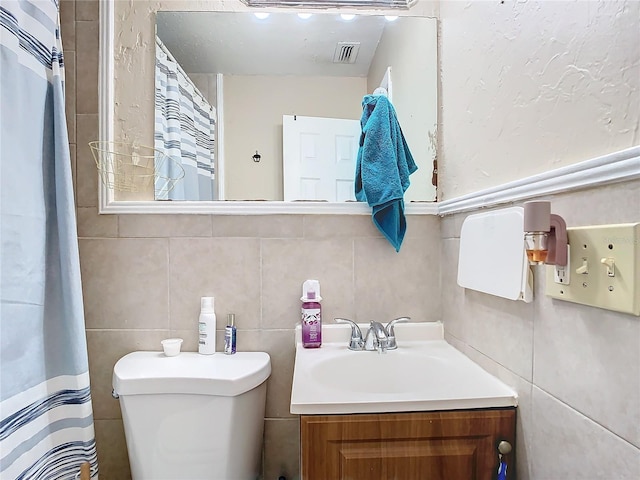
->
438;146;640;216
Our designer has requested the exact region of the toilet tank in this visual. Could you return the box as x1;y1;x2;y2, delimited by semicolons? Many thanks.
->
112;352;271;480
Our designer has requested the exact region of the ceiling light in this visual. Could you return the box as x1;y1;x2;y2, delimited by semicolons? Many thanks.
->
242;1;413;8
242;0;413;7
385;15;399;21
254;12;270;20
340;14;356;21
297;13;313;19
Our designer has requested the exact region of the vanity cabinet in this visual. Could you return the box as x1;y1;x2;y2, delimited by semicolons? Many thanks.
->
300;408;516;480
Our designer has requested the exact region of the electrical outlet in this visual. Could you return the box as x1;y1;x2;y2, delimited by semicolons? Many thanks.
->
546;223;640;316
553;245;571;284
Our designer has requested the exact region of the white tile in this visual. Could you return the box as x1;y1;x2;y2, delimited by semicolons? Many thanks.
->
263;418;301;480
75;21;98;114
79;238;169;329
302;215;381;238
94;419;131;480
76;0;99;21
404;215;441;239
440;212;467;239
168;238;261;331
441;238;470;341
440;215;458;239
77;207;118;238
259;330;297;418
354;236;441;323
462;347;534;480
549;179;640;227
531;387;640;479
59;1;75;51
463;288;535;381
210;215;303;238
534;289;640;446
118;215;212;237
261;238;355;329
75;114;98;207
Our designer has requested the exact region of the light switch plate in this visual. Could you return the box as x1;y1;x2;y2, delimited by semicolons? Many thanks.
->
545;223;640;316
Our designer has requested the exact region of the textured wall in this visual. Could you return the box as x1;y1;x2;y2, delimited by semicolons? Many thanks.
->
61;1;441;479
439;1;640;477
439;0;640;199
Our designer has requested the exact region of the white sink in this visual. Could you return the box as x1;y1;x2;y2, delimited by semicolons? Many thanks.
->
309;348;449;394
290;322;518;415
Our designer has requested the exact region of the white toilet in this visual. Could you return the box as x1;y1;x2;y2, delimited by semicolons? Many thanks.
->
112;351;271;480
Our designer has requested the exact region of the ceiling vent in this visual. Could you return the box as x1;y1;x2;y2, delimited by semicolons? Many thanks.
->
333;42;361;64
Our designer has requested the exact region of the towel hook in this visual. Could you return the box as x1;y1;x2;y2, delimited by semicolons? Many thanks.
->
252;150;261;163
373;87;388;97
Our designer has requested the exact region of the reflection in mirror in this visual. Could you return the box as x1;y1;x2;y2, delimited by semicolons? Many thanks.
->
152;11;437;202
154;37;217;201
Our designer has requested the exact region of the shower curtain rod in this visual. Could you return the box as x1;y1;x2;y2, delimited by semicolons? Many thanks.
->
155;36;214;114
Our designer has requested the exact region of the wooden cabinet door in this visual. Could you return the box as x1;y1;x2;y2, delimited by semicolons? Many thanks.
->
300;409;516;480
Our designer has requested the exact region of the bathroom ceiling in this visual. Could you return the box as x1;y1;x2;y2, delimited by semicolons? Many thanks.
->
156;11;387;76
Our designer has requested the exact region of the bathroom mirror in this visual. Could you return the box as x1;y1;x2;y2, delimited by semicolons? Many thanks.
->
100;1;438;214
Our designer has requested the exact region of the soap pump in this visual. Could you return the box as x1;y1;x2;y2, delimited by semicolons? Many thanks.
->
301;279;322;348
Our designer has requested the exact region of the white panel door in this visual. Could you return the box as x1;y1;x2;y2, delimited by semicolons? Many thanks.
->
283;115;361;202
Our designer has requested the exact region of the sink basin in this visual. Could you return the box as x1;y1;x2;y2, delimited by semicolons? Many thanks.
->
290;322;517;415
310;348;449;394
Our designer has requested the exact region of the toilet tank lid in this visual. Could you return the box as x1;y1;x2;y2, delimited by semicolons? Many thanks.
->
112;352;271;397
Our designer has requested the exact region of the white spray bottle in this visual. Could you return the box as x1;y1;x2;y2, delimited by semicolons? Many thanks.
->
198;296;216;354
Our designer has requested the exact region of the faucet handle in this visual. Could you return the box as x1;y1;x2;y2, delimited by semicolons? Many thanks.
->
385;317;410;350
334;318;364;350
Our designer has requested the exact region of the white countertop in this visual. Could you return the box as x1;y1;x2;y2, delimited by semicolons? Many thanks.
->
290;322;518;415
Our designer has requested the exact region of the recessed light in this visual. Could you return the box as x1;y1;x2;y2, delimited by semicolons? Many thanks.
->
254;12;270;20
385;16;399;22
297;13;313;20
340;14;356;21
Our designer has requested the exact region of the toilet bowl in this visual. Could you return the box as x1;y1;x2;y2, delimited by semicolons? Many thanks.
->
112;351;271;480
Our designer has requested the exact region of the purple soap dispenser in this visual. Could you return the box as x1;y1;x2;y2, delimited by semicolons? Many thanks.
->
301;279;322;348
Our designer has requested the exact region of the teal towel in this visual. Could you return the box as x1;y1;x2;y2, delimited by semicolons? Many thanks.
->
355;95;417;252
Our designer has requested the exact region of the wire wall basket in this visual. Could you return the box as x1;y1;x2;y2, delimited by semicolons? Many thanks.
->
89;141;185;196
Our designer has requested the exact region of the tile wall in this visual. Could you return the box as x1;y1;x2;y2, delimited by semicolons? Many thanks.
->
437;0;640;475
60;2;441;478
441;180;640;479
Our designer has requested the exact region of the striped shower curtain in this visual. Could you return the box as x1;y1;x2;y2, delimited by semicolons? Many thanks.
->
0;1;98;479
154;36;216;201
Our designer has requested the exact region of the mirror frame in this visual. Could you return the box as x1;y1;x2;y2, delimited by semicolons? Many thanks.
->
98;1;438;215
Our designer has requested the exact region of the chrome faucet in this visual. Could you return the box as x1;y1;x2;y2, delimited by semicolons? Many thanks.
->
364;321;388;353
334;317;411;353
